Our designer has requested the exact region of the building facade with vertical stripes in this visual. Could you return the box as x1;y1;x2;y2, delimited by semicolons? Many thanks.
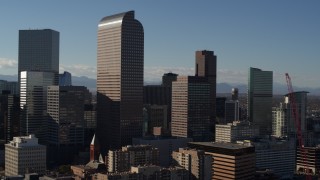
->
97;11;144;151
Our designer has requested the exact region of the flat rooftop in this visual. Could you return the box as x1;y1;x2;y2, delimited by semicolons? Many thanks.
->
133;136;192;141
188;142;255;156
189;142;252;150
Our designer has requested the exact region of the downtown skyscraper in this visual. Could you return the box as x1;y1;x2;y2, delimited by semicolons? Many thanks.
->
18;29;59;84
171;76;212;141
20;71;55;143
46;85;91;164
195;50;217;136
97;11;144;151
18;29;59;143
248;67;273;136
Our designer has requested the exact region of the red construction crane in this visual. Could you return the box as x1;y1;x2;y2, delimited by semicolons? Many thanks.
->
285;73;311;180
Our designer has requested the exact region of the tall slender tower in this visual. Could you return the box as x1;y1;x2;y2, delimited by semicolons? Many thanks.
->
18;29;59;144
248;67;273;136
195;50;217;135
97;11;144;151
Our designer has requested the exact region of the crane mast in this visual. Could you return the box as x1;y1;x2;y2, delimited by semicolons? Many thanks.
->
285;73;310;179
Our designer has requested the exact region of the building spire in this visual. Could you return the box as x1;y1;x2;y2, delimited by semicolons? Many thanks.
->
90;134;99;161
91;134;95;145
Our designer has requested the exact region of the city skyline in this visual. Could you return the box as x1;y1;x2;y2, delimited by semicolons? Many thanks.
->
2;2;320;177
0;1;319;87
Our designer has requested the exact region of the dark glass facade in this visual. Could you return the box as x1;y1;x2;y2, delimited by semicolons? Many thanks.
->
162;72;178;87
143;85;171;134
46;85;91;165
59;71;72;86
20;71;56;143
0;80;18;95
143;85;171;105
195;50;217;137
18;29;59;85
0;92;20;143
225;100;239;123
216;97;227;123
18;29;59;144
247;67;273;136
47;86;91;145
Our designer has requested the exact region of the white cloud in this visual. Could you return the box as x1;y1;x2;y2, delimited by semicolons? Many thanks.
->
144;66;194;82
60;64;96;78
0;58;17;69
58;64;250;85
57;65;298;87
217;69;247;84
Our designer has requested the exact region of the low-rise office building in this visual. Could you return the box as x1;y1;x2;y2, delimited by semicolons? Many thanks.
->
107;145;159;173
296;146;320;176
172;148;212;180
253;139;295;179
5;135;46;176
132;136;192;167
188;141;255;180
215;121;259;143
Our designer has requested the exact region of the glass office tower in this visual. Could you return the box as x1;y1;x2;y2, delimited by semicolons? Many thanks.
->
20;71;55;143
18;29;59;85
247;67;273;136
195;50;217;137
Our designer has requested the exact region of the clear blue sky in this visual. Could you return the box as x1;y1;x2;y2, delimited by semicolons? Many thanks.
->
0;0;319;87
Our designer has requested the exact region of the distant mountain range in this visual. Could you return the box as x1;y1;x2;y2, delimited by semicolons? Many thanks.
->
0;74;17;82
1;74;320;95
0;74;97;92
216;82;320;95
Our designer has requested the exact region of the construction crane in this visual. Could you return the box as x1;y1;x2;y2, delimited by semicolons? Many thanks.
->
285;73;311;180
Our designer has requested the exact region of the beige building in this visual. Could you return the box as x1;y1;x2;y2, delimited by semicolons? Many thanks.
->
107;145;159;173
215;121;259;143
188;142;256;180
5;134;46;176
171;76;212;141
172;148;212;180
